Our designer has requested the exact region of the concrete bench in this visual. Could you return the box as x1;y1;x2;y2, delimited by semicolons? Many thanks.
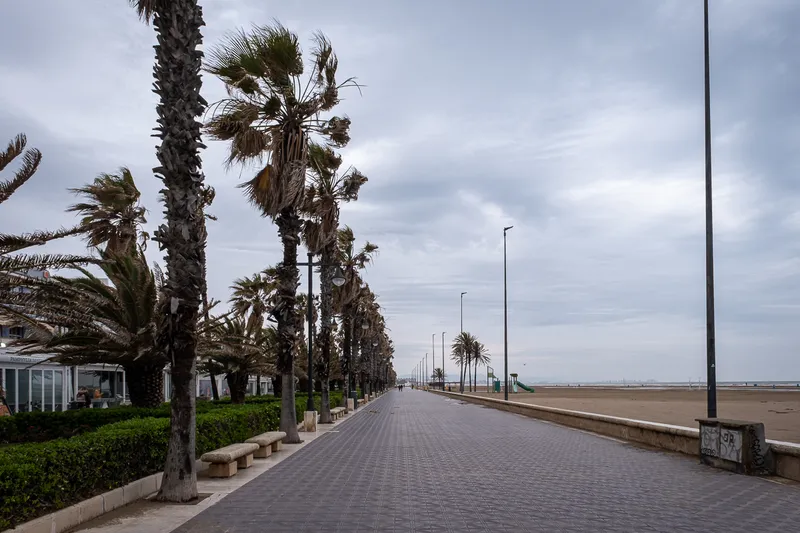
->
330;407;346;420
245;431;287;458
201;442;259;478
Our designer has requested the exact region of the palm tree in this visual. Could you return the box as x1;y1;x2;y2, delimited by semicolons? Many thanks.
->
229;268;278;396
0;134;88;295
11;251;167;407
129;0;208;502
451;332;476;392
432;368;444;382
229;268;278;332
332;228;378;404
205;22;356;443
302;143;367;423
68;168;148;257
470;339;491;392
198;316;275;403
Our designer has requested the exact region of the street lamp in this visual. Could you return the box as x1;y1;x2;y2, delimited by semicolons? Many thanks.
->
503;225;513;401
441;331;446;390
460;291;467;393
297;252;346;413
460;292;467;333
431;333;435;387
703;0;718;419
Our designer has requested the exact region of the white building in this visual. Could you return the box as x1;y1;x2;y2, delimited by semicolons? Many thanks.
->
0;348;272;413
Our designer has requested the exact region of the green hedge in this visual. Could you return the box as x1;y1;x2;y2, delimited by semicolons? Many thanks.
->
0;392;341;444
0;402;282;529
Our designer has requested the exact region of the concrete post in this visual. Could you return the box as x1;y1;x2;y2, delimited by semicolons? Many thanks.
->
304;411;318;433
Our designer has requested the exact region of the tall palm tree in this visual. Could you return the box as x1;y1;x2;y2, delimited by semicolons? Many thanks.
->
129;0;208;502
302;143;367;423
198;184;219;399
205;22;356;443
451;332;476;392
68;168;148;257
0;134;88;295
332;227;377;404
470;339;491;392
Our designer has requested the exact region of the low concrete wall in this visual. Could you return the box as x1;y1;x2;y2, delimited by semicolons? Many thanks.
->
431;390;800;482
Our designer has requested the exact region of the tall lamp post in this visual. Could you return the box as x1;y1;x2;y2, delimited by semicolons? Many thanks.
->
460;291;467;392
503;226;513;401
431;334;435;388
441;332;446;390
703;0;717;419
297;252;346;413
425;353;428;389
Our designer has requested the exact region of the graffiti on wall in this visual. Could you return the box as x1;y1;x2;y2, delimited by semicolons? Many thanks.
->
700;424;720;457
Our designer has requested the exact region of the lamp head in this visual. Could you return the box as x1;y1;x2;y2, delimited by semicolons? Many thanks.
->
332;266;346;287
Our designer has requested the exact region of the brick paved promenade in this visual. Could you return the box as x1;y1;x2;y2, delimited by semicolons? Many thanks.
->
172;390;800;532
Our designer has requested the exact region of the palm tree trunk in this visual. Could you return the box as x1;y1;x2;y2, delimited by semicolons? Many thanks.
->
318;244;335;424
124;362;165;408
459;352;465;393
227;370;248;404
148;0;207;503
474;360;478;392
468;355;472;392
275;208;302;443
255;374;261;396
342;305;352;406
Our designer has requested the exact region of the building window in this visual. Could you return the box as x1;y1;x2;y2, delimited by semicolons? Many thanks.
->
54;370;63;411
5;369;16;413
18;369;29;412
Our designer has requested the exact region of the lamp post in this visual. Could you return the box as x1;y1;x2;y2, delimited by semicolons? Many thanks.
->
703;0;717;419
352;320;368;409
441;332;446;390
431;334;435;387
460;291;467;393
371;340;378;396
503;226;513;401
297;252;346;413
425;353;428;389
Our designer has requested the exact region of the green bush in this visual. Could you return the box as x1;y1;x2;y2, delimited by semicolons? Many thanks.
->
0;392;341;444
0;402;282;529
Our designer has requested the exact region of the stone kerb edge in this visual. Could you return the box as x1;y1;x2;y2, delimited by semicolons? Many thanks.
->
429;389;800;482
6;461;207;533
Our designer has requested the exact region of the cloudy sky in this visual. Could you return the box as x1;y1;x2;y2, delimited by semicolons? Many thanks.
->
2;0;799;383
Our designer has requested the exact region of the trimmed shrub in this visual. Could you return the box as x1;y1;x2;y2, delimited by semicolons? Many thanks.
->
0;402;281;529
0;392;340;444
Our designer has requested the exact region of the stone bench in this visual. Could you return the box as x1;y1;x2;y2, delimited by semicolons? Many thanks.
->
330;407;346;420
245;431;287;458
200;442;259;478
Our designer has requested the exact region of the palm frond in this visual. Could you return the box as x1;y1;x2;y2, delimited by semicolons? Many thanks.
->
0;134;41;206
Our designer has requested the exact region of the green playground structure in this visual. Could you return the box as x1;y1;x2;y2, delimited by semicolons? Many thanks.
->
517;382;534;393
510;373;534;393
486;369;534;393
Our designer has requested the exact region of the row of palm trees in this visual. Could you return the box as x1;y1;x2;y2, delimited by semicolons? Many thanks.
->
0;1;393;502
451;332;490;393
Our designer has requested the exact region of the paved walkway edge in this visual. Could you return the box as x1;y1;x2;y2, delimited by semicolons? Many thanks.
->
429;389;800;482
7;393;385;533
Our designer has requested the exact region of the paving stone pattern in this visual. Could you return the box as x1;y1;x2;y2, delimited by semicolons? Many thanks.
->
172;390;800;533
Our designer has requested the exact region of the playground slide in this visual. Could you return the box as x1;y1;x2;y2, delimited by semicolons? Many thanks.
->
517;382;535;393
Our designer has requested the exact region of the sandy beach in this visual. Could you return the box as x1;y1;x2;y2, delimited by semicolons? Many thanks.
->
468;387;800;444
